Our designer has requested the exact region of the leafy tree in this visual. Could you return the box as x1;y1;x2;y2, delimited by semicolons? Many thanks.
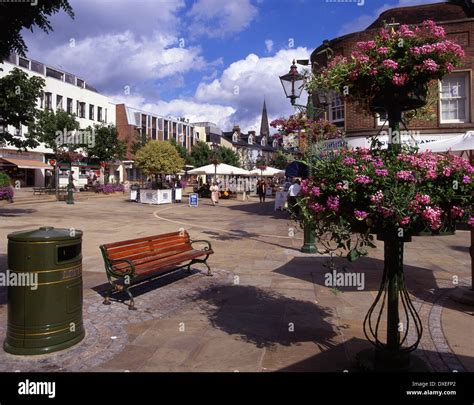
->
130;130;149;156
135;141;184;180
0;68;45;149
218;146;240;167
169;138;192;165
190;141;211;168
0;0;74;62
270;151;290;170
36;108;79;152
84;124;126;163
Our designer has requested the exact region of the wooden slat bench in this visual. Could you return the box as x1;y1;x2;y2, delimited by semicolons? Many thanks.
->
100;231;213;309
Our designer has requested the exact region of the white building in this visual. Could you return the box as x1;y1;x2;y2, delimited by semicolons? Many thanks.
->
0;53;116;187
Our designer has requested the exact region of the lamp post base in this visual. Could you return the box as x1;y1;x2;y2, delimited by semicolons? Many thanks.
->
301;223;316;254
356;348;431;372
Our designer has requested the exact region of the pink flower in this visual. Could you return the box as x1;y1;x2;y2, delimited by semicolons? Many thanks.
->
468;217;474;226
445;62;455;73
443;167;452;177
450;206;464;218
462;175;470;184
426;169;437;180
309;202;325;213
326;196;340;211
396;170;415;181
336;182;345;190
398;24;416;38
369;68;378;76
392;73;409;87
311;186;321;196
370;190;384;204
343;157;357;165
422;206;443;230
354;175;373;184
382;59;398;70
422;58;438;73
356;41;376;51
400;217;410;225
416;193;430;205
377;47;389;55
349;70;360;81
375;169;388;177
354;210;368;220
300;179;309;194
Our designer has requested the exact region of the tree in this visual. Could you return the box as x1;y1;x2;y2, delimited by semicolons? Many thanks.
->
270;151;290;170
218;146;240;167
0;68;45;149
36;108;79;152
130;130;149;156
169;138;192;165
135;141;184;180
84;124;126;163
190;141;211;168
0;0;74;62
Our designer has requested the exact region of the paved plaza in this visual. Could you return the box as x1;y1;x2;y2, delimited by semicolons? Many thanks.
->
0;195;472;372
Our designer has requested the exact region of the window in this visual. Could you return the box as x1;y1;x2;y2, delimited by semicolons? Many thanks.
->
164;120;169;140
46;67;63;80
67;98;73;114
248;135;254;145
76;78;85;88
376;111;388;127
261;137;266;146
89;104;94;120
273;139;278;148
77;102;85;118
56;95;63;110
18;57;29;69
105;108;107;123
440;73;469;123
39;92;44;109
97;106;103;122
329;96;344;123
232;132;238;142
44;92;52;110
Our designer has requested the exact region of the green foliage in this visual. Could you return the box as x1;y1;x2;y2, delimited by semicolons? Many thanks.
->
217;146;240;167
0;171;11;187
36;108;79;151
0;0;74;62
135;141;184;178
131;131;149;156
270;151;290;170
169;138;192;165
84;124;126;163
0;68;45;149
190;141;211;168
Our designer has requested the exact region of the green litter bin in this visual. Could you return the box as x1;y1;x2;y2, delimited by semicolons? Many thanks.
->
4;226;85;355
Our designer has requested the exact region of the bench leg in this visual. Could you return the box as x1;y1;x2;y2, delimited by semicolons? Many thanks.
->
103;280;115;305
125;285;137;310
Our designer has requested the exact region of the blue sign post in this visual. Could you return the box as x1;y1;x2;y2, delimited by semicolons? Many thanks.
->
189;193;199;208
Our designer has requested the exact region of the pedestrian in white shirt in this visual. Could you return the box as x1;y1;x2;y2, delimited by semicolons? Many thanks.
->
287;179;301;217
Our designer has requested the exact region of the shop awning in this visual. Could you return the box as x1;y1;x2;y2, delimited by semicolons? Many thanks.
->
0;157;51;170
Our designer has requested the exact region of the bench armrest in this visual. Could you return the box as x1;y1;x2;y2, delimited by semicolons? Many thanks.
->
190;239;212;252
109;258;136;277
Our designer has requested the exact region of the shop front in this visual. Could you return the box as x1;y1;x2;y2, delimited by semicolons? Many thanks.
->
0;156;52;187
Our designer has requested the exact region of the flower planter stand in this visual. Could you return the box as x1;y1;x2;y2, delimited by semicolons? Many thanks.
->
301;222;317;254
356;229;430;371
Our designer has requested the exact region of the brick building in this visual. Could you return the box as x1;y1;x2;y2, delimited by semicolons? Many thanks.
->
310;1;474;150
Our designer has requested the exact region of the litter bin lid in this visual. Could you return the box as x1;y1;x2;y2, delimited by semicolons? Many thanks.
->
8;226;83;242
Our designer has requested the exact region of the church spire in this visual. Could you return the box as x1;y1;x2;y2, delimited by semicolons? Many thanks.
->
259;98;270;137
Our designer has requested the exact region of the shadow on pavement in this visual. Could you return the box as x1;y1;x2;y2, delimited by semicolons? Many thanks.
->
0;208;36;217
189;284;340;349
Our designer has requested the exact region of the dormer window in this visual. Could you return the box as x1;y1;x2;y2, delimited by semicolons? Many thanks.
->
261;137;266;146
248;135;254;145
273;139;278;148
232;132;238;142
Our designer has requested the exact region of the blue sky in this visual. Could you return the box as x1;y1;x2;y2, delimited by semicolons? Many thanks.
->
21;0;443;132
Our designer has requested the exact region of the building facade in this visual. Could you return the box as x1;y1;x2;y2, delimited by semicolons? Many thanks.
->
310;1;474;152
115;104;200;181
0;53;116;187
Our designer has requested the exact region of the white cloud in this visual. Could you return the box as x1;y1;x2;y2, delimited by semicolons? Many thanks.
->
337;0;444;36
29;31;207;95
265;39;274;53
187;0;258;38
194;47;310;132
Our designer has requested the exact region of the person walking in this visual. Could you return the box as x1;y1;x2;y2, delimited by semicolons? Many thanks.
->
210;182;220;206
287;179;301;217
257;179;267;203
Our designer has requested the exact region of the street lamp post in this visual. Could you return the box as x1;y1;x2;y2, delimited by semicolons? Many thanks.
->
279;59;322;254
210;142;219;183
